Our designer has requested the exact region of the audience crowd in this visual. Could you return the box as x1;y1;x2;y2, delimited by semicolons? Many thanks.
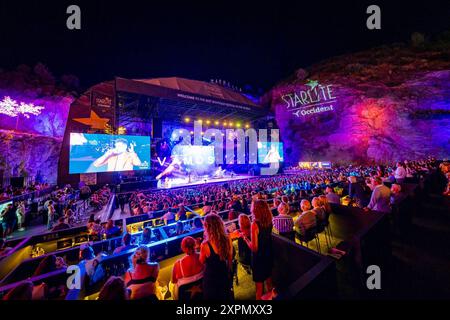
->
1;157;448;301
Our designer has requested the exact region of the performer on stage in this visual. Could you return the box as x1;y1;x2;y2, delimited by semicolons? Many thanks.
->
156;155;183;180
213;166;226;178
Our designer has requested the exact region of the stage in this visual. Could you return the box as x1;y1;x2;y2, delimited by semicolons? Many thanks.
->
156;174;256;189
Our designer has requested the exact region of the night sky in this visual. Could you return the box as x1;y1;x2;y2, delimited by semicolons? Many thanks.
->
0;0;449;91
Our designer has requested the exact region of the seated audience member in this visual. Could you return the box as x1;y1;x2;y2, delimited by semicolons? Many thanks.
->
3;281;34;300
272;202;294;240
229;196;243;212
394;162;407;184
311;197;327;223
294;200;317;236
162;210;175;225
171;236;204;300
175;221;187;236
272;198;281;209
325;187;340;204
318;195;333;216
176;205;187;221
390;183;407;206
191;216;203;231
365;177;391;213
98;276;129;300
141;227;153;244
202;202;212;215
33;254;57;276
124;246;160;301
52;217;70;231
228;209;239;221
113;233;136;254
78;244;106;282
104;219;121;239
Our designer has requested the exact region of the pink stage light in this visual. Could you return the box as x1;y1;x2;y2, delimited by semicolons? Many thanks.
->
0;96;44;118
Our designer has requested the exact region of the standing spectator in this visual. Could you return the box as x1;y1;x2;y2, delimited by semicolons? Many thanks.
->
394;162;407;184
2;204;17;238
200;213;234;300
236;214;252;268
245;200;274;300
16;201;26;231
47;201;55;230
119;194;126;214
348;176;369;207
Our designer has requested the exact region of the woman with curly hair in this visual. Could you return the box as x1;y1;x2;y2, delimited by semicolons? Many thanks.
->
199;213;234;300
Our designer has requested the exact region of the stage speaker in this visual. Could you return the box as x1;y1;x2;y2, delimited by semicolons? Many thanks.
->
10;177;25;188
153;118;163;139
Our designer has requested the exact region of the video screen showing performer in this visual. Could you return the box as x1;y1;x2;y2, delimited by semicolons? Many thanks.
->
258;142;284;164
69;133;150;174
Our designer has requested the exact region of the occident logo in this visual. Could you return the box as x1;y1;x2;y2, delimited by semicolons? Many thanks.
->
280;79;337;118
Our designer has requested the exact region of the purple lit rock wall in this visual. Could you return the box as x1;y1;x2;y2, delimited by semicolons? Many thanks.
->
0;64;76;184
269;43;450;165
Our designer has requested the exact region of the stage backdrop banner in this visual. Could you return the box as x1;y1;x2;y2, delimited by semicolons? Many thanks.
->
80;173;97;186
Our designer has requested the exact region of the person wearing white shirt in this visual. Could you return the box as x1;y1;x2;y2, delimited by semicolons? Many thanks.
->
365;177;391;213
394;162;407;184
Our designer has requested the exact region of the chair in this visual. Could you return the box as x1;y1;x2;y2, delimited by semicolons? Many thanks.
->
279;231;296;242
295;225;321;253
316;218;332;251
177;278;203;301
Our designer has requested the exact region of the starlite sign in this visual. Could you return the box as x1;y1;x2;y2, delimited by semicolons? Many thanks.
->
280;79;337;117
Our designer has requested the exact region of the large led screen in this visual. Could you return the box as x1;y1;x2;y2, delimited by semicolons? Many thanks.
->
69;133;150;174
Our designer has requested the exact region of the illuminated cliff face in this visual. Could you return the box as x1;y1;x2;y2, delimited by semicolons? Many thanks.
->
271;44;450;164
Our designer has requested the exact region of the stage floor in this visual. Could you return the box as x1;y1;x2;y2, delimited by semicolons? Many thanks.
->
157;174;255;189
